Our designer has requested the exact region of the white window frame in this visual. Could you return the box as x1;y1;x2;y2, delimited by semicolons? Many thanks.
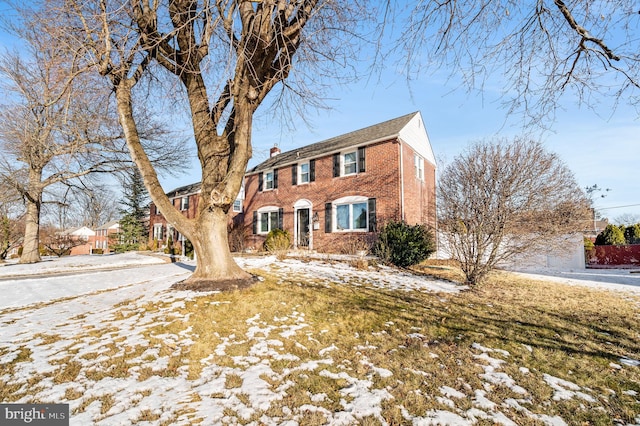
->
153;224;163;241
264;171;275;190
180;196;189;211
333;196;368;232
257;206;280;235
342;151;357;176
414;154;424;181
233;198;242;212
299;162;310;184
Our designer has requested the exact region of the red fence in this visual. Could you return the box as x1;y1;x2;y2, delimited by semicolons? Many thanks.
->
586;245;640;267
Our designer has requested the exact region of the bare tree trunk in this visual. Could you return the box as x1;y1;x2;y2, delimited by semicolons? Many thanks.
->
188;208;252;284
114;82;253;288
20;192;42;264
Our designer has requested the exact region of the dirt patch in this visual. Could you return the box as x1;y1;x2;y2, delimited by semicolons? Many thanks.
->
170;275;259;292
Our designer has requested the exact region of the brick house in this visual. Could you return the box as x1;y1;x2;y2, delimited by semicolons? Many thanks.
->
94;220;120;253
148;111;436;253
243;111;436;252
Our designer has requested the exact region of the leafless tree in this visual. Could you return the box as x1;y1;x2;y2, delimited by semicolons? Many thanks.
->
401;1;640;124
0;180;24;261
46;0;369;288
0;18;185;264
40;231;87;257
438;138;591;285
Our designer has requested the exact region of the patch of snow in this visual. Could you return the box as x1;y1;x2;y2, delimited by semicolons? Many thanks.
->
620;357;640;367
543;374;596;403
439;386;466;399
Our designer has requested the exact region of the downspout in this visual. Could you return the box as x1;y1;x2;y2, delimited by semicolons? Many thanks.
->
398;140;405;221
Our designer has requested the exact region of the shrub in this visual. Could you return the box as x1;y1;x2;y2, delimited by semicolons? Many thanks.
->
595;224;626;246
623;223;640;245
373;221;435;268
264;229;291;260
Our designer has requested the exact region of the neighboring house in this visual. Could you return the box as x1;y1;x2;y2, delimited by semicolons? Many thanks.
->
149;182;203;252
244;111;436;251
95;220;120;253
148;111;436;253
60;226;96;256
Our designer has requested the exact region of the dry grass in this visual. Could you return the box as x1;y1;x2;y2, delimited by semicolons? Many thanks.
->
3;259;639;424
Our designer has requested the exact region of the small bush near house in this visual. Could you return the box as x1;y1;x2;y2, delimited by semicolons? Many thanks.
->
374;220;435;268
264;229;291;260
92;248;104;255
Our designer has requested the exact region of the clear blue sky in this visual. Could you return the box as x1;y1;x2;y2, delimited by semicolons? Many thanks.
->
1;3;638;223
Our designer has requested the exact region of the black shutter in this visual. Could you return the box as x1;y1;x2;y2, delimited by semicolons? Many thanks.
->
358;146;366;173
278;208;284;230
258;172;264;192
273;169;279;189
291;164;297;186
333;153;340;177
368;198;377;232
252;212;258;234
309;159;316;182
325;203;332;233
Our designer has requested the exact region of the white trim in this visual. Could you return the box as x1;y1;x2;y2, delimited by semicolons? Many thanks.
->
332;196;368;232
341;151;357;176
257;206;280;235
264;171;275;190
298;162;310;184
293;199;313;250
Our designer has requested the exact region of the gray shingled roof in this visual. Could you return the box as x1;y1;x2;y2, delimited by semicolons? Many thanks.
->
166;181;202;198
248;112;419;174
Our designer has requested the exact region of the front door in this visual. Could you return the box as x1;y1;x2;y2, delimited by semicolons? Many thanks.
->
297;208;310;248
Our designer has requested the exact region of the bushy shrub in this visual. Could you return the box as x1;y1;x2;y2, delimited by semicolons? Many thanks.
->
264;229;291;260
624;223;640;245
112;243;140;253
373;221;435;268
595;224;626;246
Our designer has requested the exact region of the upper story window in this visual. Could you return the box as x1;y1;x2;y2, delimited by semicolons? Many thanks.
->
414;154;424;181
233;198;242;212
299;163;310;183
292;160;315;185
265;171;274;190
259;169;278;191
333;147;366;178
180;196;189;211
343;152;357;175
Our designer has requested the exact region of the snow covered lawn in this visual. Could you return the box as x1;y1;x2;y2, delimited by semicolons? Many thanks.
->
1;254;639;425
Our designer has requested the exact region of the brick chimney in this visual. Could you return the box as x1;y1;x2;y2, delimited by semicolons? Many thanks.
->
270;145;281;157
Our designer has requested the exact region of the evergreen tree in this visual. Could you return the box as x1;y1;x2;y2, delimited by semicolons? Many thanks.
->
595;224;626;246
623;223;640;245
116;169;150;250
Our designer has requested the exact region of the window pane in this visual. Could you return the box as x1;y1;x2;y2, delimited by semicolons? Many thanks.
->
300;163;309;183
270;211;279;230
260;213;269;232
337;205;349;230
266;172;274;189
344;152;356;174
352;203;367;229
